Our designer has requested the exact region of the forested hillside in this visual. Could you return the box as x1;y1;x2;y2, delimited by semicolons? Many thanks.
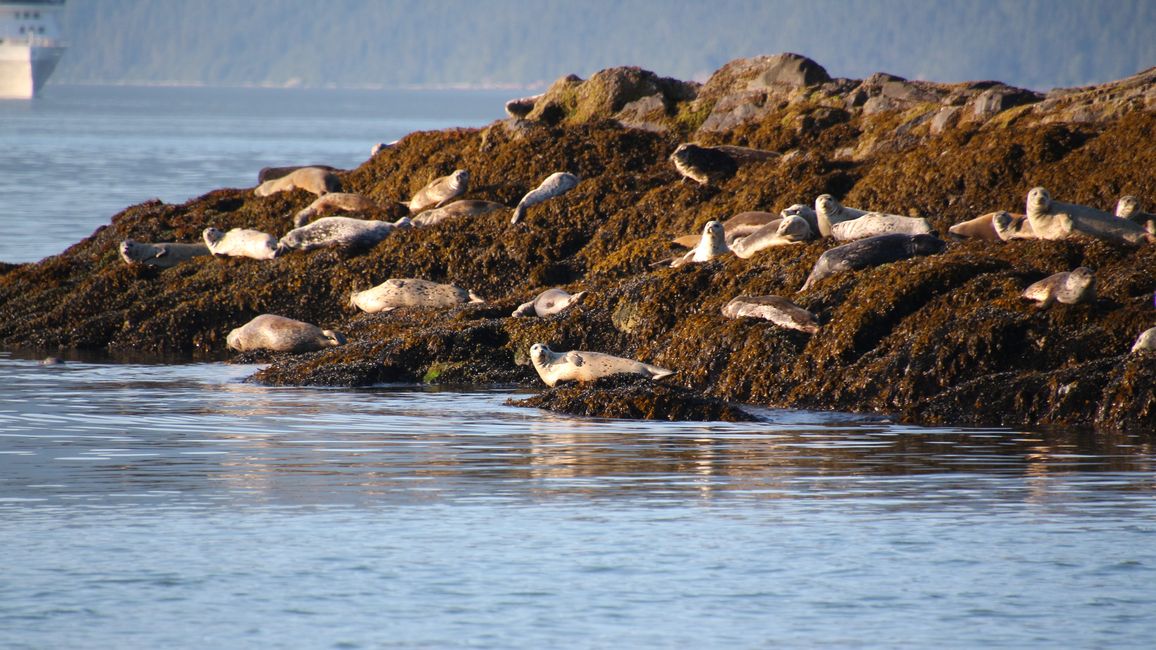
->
54;0;1154;91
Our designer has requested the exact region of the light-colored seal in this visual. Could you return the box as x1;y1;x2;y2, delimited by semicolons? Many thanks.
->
830;213;933;241
510;171;580;224
528;343;674;387
119;239;210;268
1026;187;1150;246
799;233;946;292
730;215;812;259
1116;195;1156;234
254;167;341;197
721;295;820;334
293;193;380;228
948;212;1012;242
350;278;485;314
226;314;346;353
669;143;738;185
411;200;507;228
672;211;778;248
405;169;470;213
258;164;340;183
203;227;280;260
671;220;730;267
278;216;411;253
512;288;588;317
1131;327;1156;353
1020;267;1096;308
781;203;820;235
992;211;1036;241
814;194;868;238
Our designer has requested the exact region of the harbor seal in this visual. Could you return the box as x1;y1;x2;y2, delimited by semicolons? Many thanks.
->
991;211;1036;241
670;220;730;267
405;169;469;213
512;288;587;317
1025;187;1150;246
411;200;507;228
505;93;543;118
948;212;1011;242
278;216;411;253
1131;327;1156;353
226;314;346;353
293;193;380;227
721;295;820;334
830;213;933;241
119;239;210;268
254;166;341;197
203;227;280;260
350;278;485;314
1021;267;1096;308
814;194;868;238
671;211;779;248
730;215;812;259
1116;195;1156;234
799;233;946;292
528;343;674;387
258;164;341;183
781;203;820;235
669;143;738;185
510;171;580;224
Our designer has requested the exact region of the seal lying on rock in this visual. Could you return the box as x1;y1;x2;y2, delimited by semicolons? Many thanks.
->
730;215;812;259
278;216;411;253
505;93;543;118
350;278;485;314
814;194;868;238
831;213;933;241
226;314;346;353
669;143;738;185
781;203;820;235
1116;195;1155;234
799;233;946;292
1021;267;1096;308
721;295;820;334
672;211;779;248
119;239;210;268
949;211;1015;242
1131;327;1156;353
254;167;341;197
510;172;579;224
512;288;587;317
258;165;341;183
528;343;674;387
992;211;1036;241
411;200;507;227
670;220;730;267
293;193;380;227
203;227;280;260
1026;187;1150;246
405;169;469;213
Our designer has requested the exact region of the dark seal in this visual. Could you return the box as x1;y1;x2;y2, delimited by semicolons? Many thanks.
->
799;233;946;291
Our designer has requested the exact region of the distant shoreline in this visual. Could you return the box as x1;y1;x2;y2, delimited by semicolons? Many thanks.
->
48;80;550;93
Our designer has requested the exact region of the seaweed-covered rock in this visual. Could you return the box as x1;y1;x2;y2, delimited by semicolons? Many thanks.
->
508;373;757;422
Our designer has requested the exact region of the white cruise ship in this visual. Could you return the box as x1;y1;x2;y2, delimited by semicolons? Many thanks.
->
0;0;65;99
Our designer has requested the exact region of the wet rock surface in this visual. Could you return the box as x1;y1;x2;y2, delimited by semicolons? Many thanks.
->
2;54;1154;430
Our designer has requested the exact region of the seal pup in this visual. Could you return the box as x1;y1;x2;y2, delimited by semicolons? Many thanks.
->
669;143;738;185
405;169;469;213
258;164;341;183
948;211;1017;242
1025;187;1150;246
278;216;412;253
512;288;588;317
203;227;280;260
528;343;674;387
293;193;380;227
730;215;812;259
1021;267;1096;308
510;171;579;224
411;200;507;228
119;239;210;268
830;213;933;241
350;278;485;314
254;167;341;197
721;295;820;334
814;194;868;238
1131;327;1156;353
226;314;346;353
992;211;1036;241
1116;195;1156;234
670;220;730;267
799;233;946;292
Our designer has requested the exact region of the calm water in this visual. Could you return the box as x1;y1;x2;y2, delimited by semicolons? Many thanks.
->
2;86;1156;648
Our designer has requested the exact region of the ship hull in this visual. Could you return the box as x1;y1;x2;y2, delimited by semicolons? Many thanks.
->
0;43;64;98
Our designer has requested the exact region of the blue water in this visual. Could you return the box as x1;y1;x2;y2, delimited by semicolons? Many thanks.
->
1;87;1156;648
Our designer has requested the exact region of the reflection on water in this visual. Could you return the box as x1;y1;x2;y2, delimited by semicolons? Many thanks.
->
1;355;1155;648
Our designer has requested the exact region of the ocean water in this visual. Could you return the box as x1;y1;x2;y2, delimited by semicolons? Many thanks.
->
2;86;1156;649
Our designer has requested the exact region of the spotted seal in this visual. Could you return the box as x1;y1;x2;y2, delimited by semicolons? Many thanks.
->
1021;267;1096;308
293;193;380;228
671;211;779;248
1131;327;1156;353
1116;195;1156;234
254;167;341;197
670;220;730;267
258;164;341;183
510;172;579;224
278;216;411;253
781;203;820;235
528;343;674;387
830;213;933;241
512;288;588;317
226;314;346;353
799;233;946;292
991;211;1036;241
948;212;1015;242
1026;187;1150;246
405;169;469;213
203;227;280;260
730;215;812;259
814;194;868;238
350;278;485;314
411;200;507;228
721;295;820;334
119;239;210;268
